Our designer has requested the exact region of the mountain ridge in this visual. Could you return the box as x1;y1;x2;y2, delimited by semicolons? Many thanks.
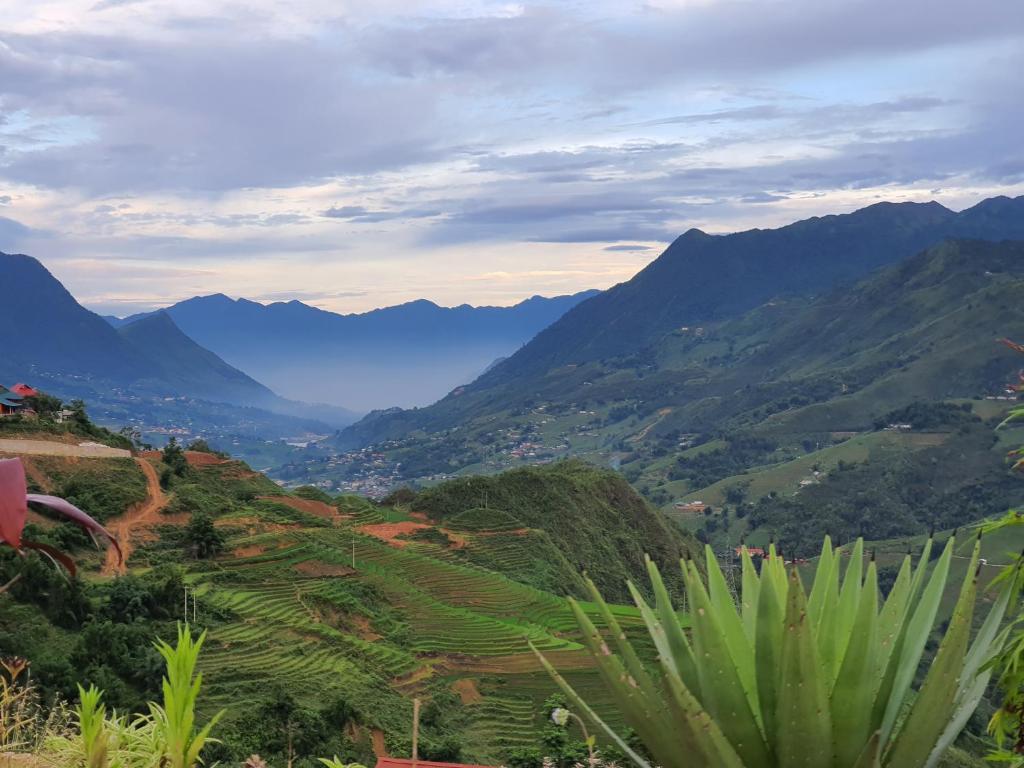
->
0;251;356;435
471;197;1024;386
325;194;1024;490
108;288;601;410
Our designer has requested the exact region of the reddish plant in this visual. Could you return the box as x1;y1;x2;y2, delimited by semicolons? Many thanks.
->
0;457;121;581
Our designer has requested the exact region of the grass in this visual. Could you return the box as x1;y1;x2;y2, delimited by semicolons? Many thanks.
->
30;456;148;524
132;465;656;762
667;430;945;510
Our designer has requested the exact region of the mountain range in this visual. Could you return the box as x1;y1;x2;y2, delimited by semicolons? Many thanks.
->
329;195;1024;493
0;253;265;403
477;195;1024;382
109;290;599;411
0;251;359;440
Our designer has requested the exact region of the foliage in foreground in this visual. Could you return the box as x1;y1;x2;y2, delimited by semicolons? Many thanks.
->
1;456;122;583
985;338;1024;766
538;534;1022;768
37;623;221;768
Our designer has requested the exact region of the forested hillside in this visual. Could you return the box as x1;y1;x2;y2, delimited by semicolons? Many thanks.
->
322;239;1024;518
0;440;695;765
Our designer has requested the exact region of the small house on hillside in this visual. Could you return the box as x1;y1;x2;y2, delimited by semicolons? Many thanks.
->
734;546;766;557
0;386;25;416
10;383;38;398
675;500;709;514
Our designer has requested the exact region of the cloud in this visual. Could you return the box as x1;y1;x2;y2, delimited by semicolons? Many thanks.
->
604;244;653;252
251;289;369;302
0;0;1022;316
321;205;442;222
0;33;452;193
0;215;51;252
0;216;35;244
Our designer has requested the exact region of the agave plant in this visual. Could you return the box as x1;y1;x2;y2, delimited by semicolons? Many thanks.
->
535;534;1021;768
0;456;121;580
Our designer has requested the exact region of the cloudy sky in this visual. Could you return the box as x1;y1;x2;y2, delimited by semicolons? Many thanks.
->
1;0;1022;316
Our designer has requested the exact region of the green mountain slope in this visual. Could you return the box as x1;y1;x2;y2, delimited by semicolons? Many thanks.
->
410;459;695;601
469;194;1024;382
117;311;277;405
2;447;697;764
312;240;1024;523
336;197;1024;454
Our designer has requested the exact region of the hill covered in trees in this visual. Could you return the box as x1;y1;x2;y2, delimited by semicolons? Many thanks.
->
0;443;695;765
319;239;1023;516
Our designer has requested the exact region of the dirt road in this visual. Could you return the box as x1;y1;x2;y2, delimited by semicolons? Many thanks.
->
0;439;131;458
102;457;167;576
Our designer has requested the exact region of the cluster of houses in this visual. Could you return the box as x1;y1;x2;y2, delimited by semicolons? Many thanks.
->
0;383;38;416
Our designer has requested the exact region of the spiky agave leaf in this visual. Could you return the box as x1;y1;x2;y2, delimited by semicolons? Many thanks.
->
538;533;1014;768
776;567;832;768
878;536;954;744
884;538;980;767
682;557;771;766
832;560;878;766
576;578;744;767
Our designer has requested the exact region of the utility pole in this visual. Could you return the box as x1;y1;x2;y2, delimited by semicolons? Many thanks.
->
412;697;421;764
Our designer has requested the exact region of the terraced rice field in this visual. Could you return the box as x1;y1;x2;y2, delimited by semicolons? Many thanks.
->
186;505;646;761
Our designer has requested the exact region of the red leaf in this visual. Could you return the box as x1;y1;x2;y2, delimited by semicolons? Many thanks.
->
21;539;78;577
26;494;122;565
0;459;28;550
999;338;1024;355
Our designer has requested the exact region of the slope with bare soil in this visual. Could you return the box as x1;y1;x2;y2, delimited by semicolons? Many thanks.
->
102;457;167;575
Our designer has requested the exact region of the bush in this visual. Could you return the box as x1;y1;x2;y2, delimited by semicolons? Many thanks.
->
183;513;225;559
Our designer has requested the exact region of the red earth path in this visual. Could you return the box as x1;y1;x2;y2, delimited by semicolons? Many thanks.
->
102;457;168;576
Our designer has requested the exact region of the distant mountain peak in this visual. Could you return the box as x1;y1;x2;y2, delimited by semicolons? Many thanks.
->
456;192;1024;386
106;287;599;411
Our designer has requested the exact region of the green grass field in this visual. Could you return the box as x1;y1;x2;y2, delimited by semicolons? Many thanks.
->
167;476;650;762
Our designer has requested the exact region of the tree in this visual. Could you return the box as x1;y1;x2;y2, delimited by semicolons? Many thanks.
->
25;392;62;420
162;438;190;480
119;426;145;450
184;513;225;559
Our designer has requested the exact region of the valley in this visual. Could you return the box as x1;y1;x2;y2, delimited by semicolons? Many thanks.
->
2;196;1023;768
0;432;686;763
5;7;1024;767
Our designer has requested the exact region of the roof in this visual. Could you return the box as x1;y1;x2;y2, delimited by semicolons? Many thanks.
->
735;546;766;556
375;759;497;768
10;384;38;397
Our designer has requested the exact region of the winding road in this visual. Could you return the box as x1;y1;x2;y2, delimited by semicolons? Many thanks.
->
102;457;168;576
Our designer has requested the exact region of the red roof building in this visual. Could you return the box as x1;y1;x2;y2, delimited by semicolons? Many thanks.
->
734;546;766;557
0;387;25;416
10;383;38;398
376;759;497;768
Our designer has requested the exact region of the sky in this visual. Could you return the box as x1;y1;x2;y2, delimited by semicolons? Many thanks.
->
1;0;1023;317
